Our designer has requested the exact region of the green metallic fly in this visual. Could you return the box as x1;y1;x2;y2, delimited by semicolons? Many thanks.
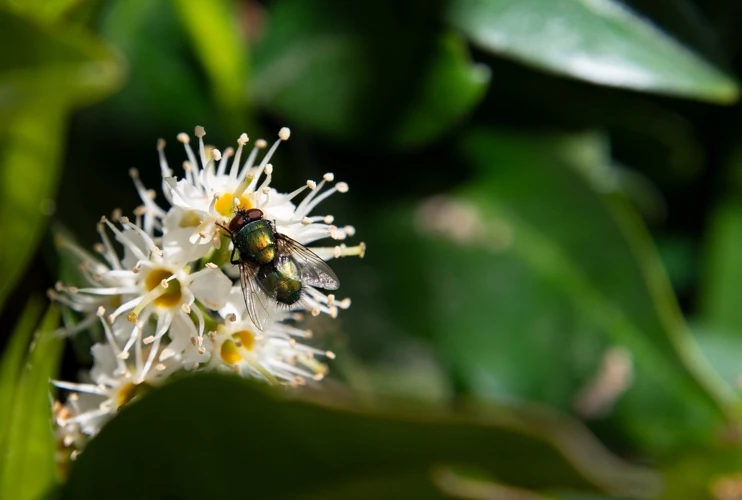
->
219;208;339;330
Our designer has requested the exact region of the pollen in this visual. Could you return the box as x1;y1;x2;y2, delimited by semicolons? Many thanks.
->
220;340;243;365
144;269;182;308
233;329;256;351
215;192;252;217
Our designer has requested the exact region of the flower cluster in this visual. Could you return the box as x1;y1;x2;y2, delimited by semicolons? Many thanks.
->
50;126;364;461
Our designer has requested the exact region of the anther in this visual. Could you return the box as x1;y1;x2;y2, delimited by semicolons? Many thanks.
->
307;180;317;190
264;164;273;175
157;138;166;150
205;262;218;269
237;133;249;146
336;182;349;193
96;306;105;317
155;363;166;371
160;279;169;289
255;139;267;148
212;149;222;161
326;351;336;360
143;336;154;345
324;215;334;224
129;168;139;179
301;217;312;225
177;133;190;144
117;352;130;360
323;173;334;182
278;127;291;141
182;303;191;314
194;126;206;138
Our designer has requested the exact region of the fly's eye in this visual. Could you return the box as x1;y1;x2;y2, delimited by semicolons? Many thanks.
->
228;214;247;233
245;208;264;222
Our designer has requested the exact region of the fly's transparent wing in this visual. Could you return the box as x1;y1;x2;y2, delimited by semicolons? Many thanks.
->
276;234;339;290
238;261;273;331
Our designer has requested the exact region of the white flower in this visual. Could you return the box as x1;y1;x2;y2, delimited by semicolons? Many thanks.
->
138;126;365;262
164;287;334;384
52;125;365;444
53;312;179;436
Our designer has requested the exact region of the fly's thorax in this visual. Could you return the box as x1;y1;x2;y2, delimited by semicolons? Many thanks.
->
258;262;302;305
234;219;276;264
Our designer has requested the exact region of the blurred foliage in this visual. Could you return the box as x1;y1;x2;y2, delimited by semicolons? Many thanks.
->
0;303;62;500
3;0;742;498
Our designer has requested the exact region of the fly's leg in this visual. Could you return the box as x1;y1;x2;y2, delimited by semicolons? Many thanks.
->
230;246;240;265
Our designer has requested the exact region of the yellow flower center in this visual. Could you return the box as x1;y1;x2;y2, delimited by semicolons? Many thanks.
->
144;269;182;308
116;382;153;410
220;340;242;365
233;329;256;351
215;192;253;217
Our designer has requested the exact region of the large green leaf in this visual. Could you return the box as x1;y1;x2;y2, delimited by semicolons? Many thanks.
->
64;374;660;499
460;130;737;449
698;201;742;337
0;11;124;313
0;297;44;460
0;305;63;500
446;0;738;103
252;0;485;145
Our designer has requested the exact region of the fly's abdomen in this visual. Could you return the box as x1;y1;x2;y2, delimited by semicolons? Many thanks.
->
258;269;302;305
235;220;276;264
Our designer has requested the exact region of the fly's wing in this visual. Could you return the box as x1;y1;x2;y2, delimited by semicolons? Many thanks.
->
238;261;273;331
275;234;339;290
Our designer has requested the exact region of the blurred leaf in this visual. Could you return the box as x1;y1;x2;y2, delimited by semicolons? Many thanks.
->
392;34;490;147
0;297;44;458
64;374;660;499
171;0;249;129
457;130;738;450
698;201;742;337
253;0;477;145
0;304;63;500
100;0;213;133
343;129;737;454
447;0;739;103
0;11;124;313
0;101;65;313
1;0;80;23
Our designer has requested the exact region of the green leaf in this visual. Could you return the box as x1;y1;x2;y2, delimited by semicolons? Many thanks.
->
0;297;45;458
100;0;213;132
64;374;660;499
0;304;63;500
252;0;480;145
171;0;249;129
391;34;490;148
698;201;742;336
0;11;124;313
457;129;737;450
446;0;738;103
